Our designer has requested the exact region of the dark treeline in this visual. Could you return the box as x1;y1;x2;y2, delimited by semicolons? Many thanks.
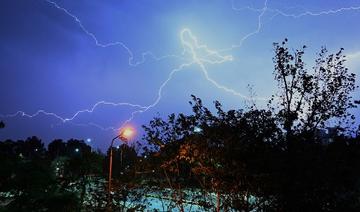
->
0;135;141;211
0;137;96;210
1;40;360;211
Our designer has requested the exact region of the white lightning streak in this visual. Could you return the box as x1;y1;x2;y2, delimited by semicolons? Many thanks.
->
0;102;147;123
229;0;360;53
45;0;185;66
118;27;269;129
181;28;268;101
119;61;195;129
270;6;360;18
231;0;360;19
222;0;268;52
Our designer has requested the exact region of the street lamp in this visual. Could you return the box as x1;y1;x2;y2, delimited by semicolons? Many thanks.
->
108;126;135;204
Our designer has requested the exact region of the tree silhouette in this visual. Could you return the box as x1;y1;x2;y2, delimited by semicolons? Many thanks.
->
0;121;4;129
48;139;66;159
139;40;360;211
23;136;46;159
270;39;357;141
142;95;283;211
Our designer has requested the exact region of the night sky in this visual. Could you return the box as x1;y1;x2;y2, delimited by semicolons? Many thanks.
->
1;0;360;151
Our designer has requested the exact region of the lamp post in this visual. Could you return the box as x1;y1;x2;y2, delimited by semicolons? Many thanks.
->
108;126;135;206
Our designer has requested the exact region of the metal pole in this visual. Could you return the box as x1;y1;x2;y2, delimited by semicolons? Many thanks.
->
108;136;118;206
108;147;113;193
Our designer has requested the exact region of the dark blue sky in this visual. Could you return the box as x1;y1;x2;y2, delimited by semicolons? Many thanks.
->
1;0;360;151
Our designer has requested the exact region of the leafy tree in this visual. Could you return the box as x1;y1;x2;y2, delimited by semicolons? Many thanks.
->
0;139;19;190
139;40;359;211
0;138;104;211
270;39;357;140
142;96;282;211
269;39;359;210
65;139;91;157
48;139;66;159
23;136;46;159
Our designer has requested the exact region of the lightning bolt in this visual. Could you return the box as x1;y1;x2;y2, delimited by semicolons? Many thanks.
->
180;28;266;100
44;0;185;66
229;0;360;52
3;26;255;132
0;0;190;132
11;0;270;129
118;27;269;129
270;6;360;18
0;102;147;123
231;0;360;19
2;0;360;137
1;4;267;131
222;0;269;52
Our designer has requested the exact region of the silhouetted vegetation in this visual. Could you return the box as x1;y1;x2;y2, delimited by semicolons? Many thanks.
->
0;137;105;210
1;40;359;211
136;40;360;211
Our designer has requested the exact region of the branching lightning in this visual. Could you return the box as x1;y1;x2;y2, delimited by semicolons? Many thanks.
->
1;0;262;132
225;0;269;51
269;6;360;18
231;0;360;19
181;28;267;100
2;0;360;138
45;0;185;67
118;27;270;129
